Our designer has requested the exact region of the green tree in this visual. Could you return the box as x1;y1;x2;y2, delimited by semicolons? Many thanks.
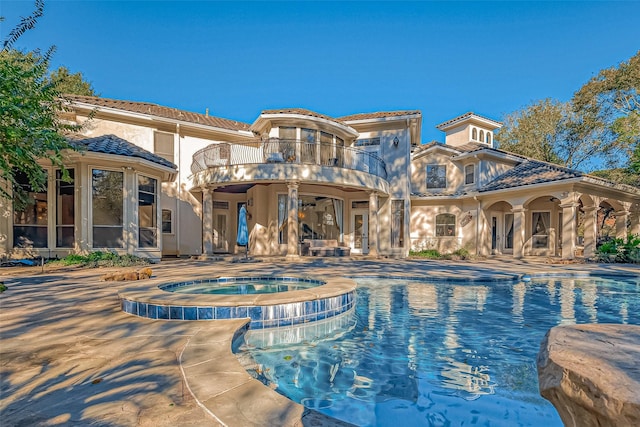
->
497;51;640;177
496;99;566;166
49;66;97;96
1;1;84;207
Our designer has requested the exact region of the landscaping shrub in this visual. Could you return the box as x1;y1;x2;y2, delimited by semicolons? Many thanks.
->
51;252;149;268
595;234;640;263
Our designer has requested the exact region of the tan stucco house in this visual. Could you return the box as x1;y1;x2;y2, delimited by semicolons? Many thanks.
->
2;96;639;262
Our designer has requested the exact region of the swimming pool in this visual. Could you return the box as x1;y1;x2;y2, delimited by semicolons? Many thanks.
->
235;275;640;426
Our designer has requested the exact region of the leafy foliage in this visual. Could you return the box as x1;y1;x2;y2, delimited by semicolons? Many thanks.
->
0;1;94;207
50;251;150;268
49;66;97;96
410;248;471;260
497;51;640;179
595;234;640;263
2;0;44;50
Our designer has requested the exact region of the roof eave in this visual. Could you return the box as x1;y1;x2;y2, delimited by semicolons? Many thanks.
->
70;100;250;137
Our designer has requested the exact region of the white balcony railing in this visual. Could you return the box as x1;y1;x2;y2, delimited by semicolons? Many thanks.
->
191;138;387;179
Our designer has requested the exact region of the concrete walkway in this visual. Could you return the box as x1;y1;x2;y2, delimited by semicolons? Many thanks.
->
1;257;638;426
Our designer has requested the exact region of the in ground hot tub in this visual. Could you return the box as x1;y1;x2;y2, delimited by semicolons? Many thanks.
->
119;275;356;329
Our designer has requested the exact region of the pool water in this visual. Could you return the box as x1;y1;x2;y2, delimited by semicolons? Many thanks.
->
162;278;322;295
236;276;640;426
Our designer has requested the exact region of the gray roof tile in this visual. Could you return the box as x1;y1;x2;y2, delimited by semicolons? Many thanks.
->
70;134;177;169
67;95;252;132
479;160;583;192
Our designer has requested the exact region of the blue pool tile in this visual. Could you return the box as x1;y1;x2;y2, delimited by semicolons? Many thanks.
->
147;304;158;319
197;307;213;320
262;319;278;328
184;307;197;320
317;311;327;321
305;300;317;315
170;306;183;320
279;317;293;327
249;306;263;321
122;299;133;314
250;320;263;329
216;306;231;319
157;305;170;319
234;306;248;318
138;302;148;317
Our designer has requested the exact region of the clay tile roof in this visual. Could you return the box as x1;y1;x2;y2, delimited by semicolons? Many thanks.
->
436;112;502;129
70;134;177;169
479;160;583;192
260;108;341;124
66;95;252;132
338;110;421;121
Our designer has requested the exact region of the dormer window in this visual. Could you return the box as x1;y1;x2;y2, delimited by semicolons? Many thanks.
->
465;164;475;185
427;165;446;189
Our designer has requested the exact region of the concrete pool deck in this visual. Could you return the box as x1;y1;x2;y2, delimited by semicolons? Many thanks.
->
1;257;638;426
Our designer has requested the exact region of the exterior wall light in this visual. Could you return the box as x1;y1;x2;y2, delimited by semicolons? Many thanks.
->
393;136;399;147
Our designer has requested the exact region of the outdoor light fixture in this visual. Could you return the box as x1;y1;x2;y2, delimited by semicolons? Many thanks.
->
393;136;399;147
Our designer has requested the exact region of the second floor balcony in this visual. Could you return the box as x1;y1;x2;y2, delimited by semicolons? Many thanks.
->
191;139;387;180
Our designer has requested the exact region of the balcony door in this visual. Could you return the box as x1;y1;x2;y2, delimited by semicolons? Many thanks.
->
351;211;369;255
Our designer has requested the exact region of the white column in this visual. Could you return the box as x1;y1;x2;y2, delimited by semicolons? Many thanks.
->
630;209;640;236
512;206;526;259
286;181;300;259
560;202;578;260
368;191;379;257
615;210;629;240
202;188;213;256
583;206;598;258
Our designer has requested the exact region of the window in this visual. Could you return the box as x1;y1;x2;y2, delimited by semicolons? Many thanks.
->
351;201;369;209
154;131;174;164
532;211;550;248
472;128;477;140
278;194;288;244
426;165;446;189
320;131;333;165
486;132;492;144
279;126;296;140
301;128;316;163
162;209;172;233
436;213;456;237
354;138;381;147
138;175;157;248
213;201;229;210
56;169;75;247
92;169;124;248
391;200;405;248
464;164;475;185
13;170;48;248
301;128;316;143
479;130;485;141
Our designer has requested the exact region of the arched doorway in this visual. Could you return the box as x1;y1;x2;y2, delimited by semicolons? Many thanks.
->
486;201;514;255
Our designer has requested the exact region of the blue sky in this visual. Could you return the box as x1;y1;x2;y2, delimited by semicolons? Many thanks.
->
2;1;639;144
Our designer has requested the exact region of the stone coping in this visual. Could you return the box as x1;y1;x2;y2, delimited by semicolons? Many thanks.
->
118;275;356;307
537;324;640;427
179;319;355;426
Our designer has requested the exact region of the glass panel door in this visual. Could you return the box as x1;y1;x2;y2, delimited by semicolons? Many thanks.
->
504;213;514;252
352;212;369;255
214;213;227;252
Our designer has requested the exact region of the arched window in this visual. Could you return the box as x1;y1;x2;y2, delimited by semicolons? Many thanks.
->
479;130;485;142
435;213;456;237
471;128;477;140
487;133;492;144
